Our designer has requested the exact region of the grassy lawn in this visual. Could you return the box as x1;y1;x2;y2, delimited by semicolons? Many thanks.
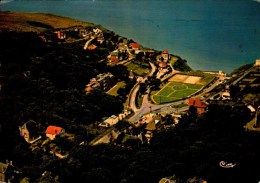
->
107;81;126;96
169;56;179;65
151;82;203;104
124;62;150;76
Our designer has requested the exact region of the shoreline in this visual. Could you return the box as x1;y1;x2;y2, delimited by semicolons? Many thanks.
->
0;11;255;74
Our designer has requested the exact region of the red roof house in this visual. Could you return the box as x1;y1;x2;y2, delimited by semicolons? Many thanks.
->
46;126;64;140
130;43;140;49
87;44;97;50
162;50;169;61
159;62;167;68
188;98;207;114
111;56;119;63
162;50;169;54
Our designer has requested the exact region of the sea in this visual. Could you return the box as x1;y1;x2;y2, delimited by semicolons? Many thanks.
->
1;0;260;73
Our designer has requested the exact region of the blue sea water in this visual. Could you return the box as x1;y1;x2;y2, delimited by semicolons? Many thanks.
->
1;0;260;73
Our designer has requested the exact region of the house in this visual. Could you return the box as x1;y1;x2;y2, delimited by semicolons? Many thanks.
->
55;31;66;40
46;126;65;140
188;97;207;115
0;161;21;183
247;105;256;113
97;35;104;44
161;50;169;61
85;72;116;92
93;27;102;35
87;44;97;50
110;50;119;63
159;62;167;68
129;43;140;50
255;59;260;66
129;70;135;80
85;86;93;93
19;120;41;143
79;28;88;37
99;115;119;127
221;91;231;100
118;43;127;51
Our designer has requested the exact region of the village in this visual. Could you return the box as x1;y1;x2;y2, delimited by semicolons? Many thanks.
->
1;23;260;183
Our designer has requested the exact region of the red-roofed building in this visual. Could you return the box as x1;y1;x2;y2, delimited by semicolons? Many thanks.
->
85;86;93;93
110;50;119;63
162;50;169;54
159;62;167;68
87;44;97;50
162;50;169;61
46;126;65;140
188;98;207;114
130;43;140;49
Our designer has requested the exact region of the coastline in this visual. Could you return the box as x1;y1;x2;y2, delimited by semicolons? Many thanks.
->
0;11;256;74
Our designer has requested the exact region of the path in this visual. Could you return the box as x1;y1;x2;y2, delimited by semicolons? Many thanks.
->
83;36;95;50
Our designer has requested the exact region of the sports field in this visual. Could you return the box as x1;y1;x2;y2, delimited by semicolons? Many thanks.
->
152;82;203;103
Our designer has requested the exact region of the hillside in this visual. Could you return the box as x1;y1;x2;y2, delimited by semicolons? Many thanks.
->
1;11;259;183
0;11;93;32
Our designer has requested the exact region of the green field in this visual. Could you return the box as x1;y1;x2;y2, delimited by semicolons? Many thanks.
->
152;82;203;103
106;81;126;96
124;62;150;76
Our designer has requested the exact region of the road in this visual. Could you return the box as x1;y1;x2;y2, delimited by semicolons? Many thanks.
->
129;84;140;113
128;90;188;123
83;36;95;50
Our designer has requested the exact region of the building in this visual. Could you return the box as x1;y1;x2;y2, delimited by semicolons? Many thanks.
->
255;59;260;66
110;50;119;63
221;91;231;100
93;27;102;35
97;35;104;44
79;28;88;37
87;44;97;50
19;120;41;143
188;97;207;115
55;31;66;40
85;72;116;92
46;126;65;140
129;43;140;50
159;62;167;68
118;43;127;51
161;50;169;61
99;115;119;127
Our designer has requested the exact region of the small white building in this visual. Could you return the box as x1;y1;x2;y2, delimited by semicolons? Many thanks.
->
99;115;119;127
221;91;231;100
247;105;256;113
255;59;260;66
